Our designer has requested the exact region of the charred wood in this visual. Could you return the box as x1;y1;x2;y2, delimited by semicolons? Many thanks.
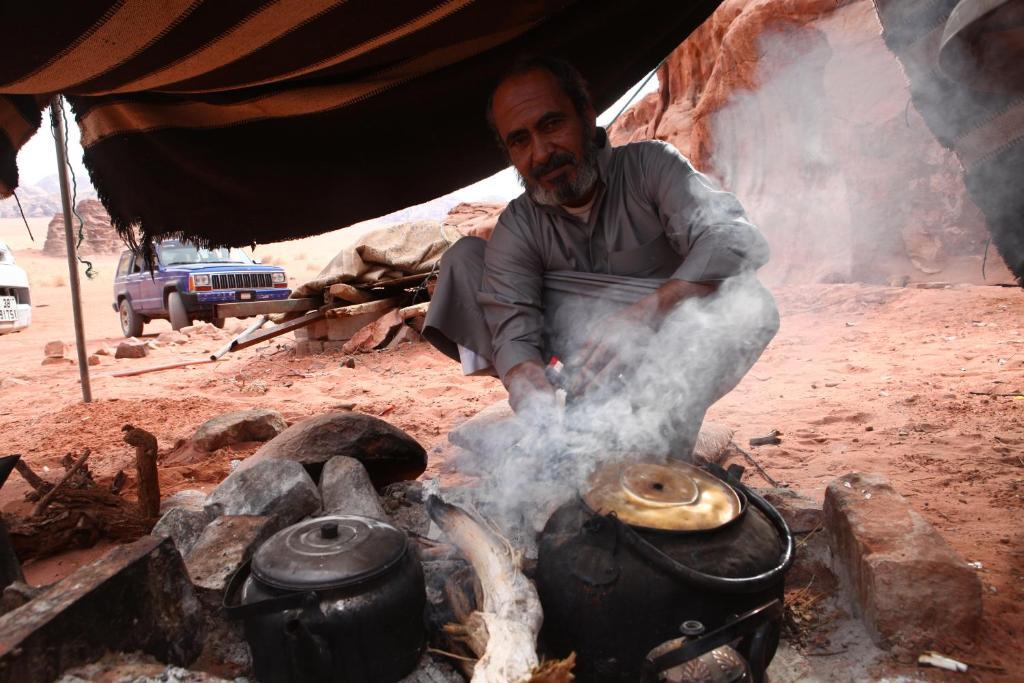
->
5;488;151;561
12;458;49;497
33;450;91;516
426;496;570;683
123;425;160;519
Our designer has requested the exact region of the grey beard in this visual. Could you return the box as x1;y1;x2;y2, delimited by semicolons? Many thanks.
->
519;139;600;207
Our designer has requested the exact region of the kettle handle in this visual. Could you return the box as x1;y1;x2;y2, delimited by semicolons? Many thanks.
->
611;477;794;594
222;560;319;618
642;599;782;682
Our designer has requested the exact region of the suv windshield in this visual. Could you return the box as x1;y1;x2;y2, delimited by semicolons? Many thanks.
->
158;244;253;266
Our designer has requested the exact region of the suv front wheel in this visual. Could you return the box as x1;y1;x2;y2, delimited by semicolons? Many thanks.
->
168;291;191;331
119;299;144;337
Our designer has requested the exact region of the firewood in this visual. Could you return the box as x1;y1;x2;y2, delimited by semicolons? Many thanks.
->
325;297;401;318
326;282;373;305
4;488;151;561
33;450;91;516
398;302;430;320
13;460;50;496
122;425;160;519
426;497;568;683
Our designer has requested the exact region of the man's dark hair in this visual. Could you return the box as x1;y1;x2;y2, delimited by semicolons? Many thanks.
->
486;55;593;147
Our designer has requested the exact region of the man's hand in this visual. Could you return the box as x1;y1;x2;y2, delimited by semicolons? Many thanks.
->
504;359;557;419
564;278;716;397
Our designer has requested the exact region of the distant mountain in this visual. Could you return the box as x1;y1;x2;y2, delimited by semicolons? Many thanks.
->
0;172;96;218
0;170;509;228
35;171;95;197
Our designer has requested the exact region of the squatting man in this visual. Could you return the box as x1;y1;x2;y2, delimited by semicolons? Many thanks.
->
424;57;778;460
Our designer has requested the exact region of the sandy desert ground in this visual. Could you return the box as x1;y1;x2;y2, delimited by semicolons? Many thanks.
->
0;216;1021;679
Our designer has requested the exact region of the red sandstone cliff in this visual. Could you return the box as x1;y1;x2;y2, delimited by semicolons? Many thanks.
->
609;0;997;284
43;199;123;256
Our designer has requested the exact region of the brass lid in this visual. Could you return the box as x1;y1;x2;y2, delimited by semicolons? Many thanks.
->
583;460;742;532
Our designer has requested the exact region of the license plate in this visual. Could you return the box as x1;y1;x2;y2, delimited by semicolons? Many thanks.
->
0;296;16;322
239;292;253;301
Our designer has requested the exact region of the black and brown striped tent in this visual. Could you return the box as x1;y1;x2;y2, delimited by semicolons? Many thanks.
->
0;0;721;248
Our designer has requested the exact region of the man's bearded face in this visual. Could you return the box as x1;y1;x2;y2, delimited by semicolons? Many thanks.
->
518;135;599;207
491;68;599;208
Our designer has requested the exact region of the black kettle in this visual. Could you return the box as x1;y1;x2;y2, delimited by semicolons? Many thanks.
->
535;464;793;682
225;515;426;683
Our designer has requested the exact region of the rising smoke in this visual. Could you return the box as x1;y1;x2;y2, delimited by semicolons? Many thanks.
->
438;0;1013;543
455;273;778;547
702;4;991;285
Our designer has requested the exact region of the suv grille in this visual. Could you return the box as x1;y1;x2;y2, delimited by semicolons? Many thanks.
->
211;272;273;290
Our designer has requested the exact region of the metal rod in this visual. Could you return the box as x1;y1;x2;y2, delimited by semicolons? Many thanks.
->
210;314;268;360
50;96;92;403
230;308;327;352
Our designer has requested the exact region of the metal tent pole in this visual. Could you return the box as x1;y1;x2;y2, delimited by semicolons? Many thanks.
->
50;95;92;403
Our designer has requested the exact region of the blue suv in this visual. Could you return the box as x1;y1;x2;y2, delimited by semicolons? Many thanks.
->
113;240;290;336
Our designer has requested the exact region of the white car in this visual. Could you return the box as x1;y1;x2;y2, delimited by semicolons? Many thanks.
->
0;241;31;334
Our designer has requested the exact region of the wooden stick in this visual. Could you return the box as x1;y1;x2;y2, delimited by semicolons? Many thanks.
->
33;449;90;516
326;283;373;305
13;460;50;494
731;442;780;488
364;272;431;289
398;301;430;320
123;425;160;519
325;298;401;319
109;358;218;378
749;430;782;447
426;496;546;683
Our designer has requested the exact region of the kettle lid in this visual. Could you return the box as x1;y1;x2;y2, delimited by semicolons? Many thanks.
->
582;460;743;532
251;515;408;591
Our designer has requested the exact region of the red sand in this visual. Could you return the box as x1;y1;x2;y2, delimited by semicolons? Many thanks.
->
0;218;1020;678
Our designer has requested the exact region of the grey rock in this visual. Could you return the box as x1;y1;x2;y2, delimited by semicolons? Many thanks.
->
398;653;464;682
205;459;320;526
185;516;275;592
55;651;240;683
319;456;387;519
115;341;148;359
758;487;822;534
160;489;207;515
191;408;287;452
243;411;426;487
152;507;210;557
184;515;268;676
381;480;430;536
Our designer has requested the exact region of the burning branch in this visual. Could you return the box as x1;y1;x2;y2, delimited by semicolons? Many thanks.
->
426;496;568;682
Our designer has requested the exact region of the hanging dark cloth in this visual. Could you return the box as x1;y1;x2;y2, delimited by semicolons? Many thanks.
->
0;0;722;248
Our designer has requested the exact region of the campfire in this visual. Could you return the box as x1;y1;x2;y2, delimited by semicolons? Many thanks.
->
0;397;989;682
